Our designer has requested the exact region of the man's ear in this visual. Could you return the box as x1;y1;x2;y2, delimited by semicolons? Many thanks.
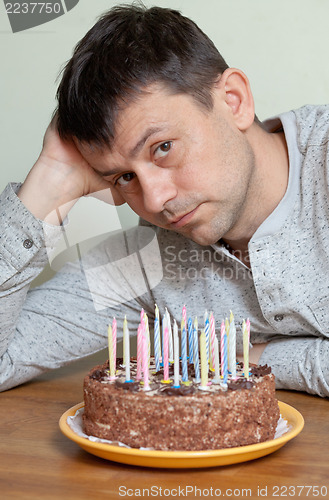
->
214;68;255;131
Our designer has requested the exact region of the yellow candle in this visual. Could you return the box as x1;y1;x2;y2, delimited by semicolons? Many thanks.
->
200;329;208;388
243;320;249;379
107;324;115;379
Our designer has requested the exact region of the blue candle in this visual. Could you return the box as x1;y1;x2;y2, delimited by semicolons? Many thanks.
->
154;305;161;372
205;312;210;362
193;318;200;383
223;332;228;385
187;317;194;364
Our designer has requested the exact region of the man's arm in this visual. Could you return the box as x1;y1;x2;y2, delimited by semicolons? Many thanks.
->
259;337;329;397
0;121;136;391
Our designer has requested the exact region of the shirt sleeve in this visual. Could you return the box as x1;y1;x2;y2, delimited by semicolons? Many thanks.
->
259;336;329;397
0;184;156;391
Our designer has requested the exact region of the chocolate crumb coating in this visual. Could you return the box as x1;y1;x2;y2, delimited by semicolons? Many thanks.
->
82;358;280;451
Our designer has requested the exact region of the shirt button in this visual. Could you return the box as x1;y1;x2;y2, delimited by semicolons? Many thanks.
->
274;314;284;322
23;239;33;249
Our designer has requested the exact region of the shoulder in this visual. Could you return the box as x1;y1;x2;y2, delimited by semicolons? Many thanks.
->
293;104;329;152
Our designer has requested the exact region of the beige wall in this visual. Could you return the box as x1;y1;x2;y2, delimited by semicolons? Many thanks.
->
1;0;328;273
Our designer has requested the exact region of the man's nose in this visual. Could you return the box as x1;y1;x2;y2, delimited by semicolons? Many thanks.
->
139;166;177;214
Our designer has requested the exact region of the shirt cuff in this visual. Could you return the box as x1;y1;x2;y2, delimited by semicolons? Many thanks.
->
0;183;64;279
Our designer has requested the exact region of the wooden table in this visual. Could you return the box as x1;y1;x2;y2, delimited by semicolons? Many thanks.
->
1;350;328;500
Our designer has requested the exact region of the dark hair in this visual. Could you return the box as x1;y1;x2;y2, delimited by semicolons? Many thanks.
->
56;3;229;148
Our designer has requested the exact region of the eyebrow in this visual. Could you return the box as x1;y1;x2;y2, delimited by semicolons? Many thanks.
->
128;126;164;157
96;126;165;177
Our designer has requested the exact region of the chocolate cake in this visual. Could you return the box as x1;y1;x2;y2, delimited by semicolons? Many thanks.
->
82;358;280;451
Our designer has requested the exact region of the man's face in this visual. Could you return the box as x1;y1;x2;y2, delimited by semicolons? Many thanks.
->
79;84;256;246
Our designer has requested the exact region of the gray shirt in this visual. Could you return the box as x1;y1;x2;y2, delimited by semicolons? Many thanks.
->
1;105;329;396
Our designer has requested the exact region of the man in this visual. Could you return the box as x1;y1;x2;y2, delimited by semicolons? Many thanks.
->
1;5;328;395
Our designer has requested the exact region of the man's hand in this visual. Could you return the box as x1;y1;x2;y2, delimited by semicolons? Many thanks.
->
18;117;113;224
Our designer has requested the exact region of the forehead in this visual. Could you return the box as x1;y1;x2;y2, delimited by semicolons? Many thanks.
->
77;84;210;164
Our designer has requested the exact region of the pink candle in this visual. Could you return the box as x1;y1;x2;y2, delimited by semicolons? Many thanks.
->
210;312;216;370
163;326;170;382
182;304;187;328
246;318;250;342
142;329;150;390
220;320;225;376
136;323;143;380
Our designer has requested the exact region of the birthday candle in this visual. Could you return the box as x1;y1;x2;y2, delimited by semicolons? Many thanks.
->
173;320;180;387
193;317;200;383
162;326;170;382
107;323;115;379
154;305;161;372
181;320;188;383
142;328;150;391
242;319;249;379
199;329;208;389
246;317;251;343
182;304;187;328
223;332;228;385
161;313;166;366
209;312;216;371
188;317;194;364
166;308;174;362
143;312;151;367
228;310;236;378
112;317;117;374
213;335;221;384
204;311;210;363
136;323;143;380
220;320;225;375
123;316;132;382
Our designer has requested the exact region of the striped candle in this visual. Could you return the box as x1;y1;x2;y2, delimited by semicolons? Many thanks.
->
204;311;210;362
193;317;200;383
228;310;236;378
181;320;188;383
199;329;208;389
162;326;170;382
142;328;150;391
154;305;161;372
136;323;143;380
166;308;174;362
220;320;225;375
161;313;167;367
187;317;194;364
209;312;216;371
182;304;187;328
173;320;180;387
223;332;228;385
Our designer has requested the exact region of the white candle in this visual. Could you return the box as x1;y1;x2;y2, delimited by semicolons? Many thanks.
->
228;310;236;378
166;308;174;362
173;320;180;387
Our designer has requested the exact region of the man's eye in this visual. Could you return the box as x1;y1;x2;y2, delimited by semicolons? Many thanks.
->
116;172;136;186
154;141;172;160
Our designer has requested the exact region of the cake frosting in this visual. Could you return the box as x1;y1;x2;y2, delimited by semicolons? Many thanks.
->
82;358;280;451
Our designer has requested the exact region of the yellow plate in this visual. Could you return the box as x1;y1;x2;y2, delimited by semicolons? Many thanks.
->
59;401;304;468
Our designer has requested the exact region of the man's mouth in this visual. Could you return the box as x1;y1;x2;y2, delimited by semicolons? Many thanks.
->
168;206;200;229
